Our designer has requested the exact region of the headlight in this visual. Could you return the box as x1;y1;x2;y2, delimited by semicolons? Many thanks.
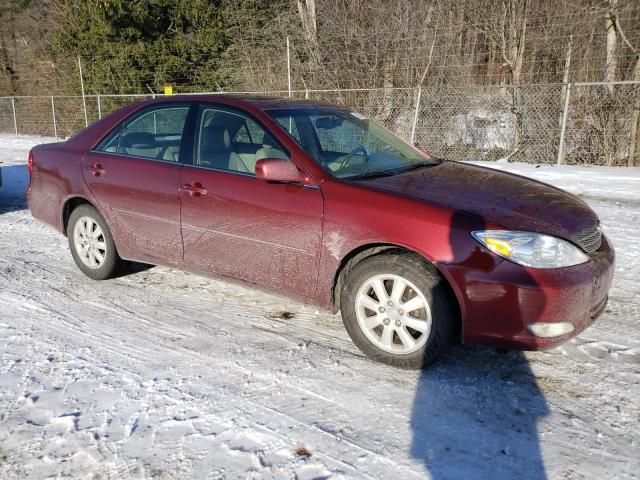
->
471;230;589;269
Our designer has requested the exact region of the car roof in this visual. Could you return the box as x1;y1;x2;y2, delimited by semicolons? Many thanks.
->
146;94;345;111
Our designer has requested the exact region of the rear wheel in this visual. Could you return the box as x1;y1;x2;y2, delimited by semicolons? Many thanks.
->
68;204;125;280
340;252;456;369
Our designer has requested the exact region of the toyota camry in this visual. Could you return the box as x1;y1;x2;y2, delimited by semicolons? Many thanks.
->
26;95;614;368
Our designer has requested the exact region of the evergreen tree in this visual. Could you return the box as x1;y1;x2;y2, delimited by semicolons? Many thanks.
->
50;0;229;93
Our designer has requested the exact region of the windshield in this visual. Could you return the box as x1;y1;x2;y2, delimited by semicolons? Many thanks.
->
266;108;439;179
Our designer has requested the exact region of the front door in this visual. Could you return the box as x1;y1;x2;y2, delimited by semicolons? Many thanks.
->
179;105;323;299
83;103;192;264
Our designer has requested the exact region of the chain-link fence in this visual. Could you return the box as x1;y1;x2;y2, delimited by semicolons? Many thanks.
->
561;82;640;166
1;81;639;166
413;84;566;164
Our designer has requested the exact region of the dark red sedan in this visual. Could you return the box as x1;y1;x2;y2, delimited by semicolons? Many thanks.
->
26;95;614;368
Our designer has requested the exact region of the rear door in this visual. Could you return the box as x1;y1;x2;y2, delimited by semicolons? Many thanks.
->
83;103;192;265
179;104;323;300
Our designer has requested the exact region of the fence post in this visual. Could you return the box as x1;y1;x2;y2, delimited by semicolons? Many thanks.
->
51;96;58;139
305;89;309;99
410;87;422;145
78;55;88;127
557;82;572;165
96;94;102;119
286;36;292;98
11;97;18;136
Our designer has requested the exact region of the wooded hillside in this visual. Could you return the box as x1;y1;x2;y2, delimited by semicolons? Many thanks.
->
1;0;639;95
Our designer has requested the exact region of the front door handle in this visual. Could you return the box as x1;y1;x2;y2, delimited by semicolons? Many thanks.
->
182;181;208;197
89;163;105;176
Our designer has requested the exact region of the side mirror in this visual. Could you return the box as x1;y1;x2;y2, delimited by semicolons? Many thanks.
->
255;158;307;184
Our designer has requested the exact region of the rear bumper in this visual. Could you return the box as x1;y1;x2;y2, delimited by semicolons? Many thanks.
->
25;176;66;234
442;235;615;350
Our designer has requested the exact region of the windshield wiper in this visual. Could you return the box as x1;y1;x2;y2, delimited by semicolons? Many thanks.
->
391;161;440;174
347;162;439;181
345;169;398;180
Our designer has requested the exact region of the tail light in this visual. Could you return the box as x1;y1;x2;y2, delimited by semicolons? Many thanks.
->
28;150;33;175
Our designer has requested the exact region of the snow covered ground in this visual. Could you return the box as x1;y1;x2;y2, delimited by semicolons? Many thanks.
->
0;134;638;479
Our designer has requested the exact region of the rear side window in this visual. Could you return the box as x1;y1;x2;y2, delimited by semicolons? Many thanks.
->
95;105;190;162
95;127;121;153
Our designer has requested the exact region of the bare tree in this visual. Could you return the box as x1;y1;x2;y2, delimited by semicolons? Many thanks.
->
476;0;529;151
498;0;528;85
605;0;619;93
628;57;640;166
613;6;640;165
297;0;322;66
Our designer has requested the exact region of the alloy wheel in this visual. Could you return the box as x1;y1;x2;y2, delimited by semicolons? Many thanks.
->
354;273;432;354
73;216;107;269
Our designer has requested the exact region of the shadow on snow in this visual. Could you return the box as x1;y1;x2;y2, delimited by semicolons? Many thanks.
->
0;164;29;215
409;210;549;479
410;347;548;479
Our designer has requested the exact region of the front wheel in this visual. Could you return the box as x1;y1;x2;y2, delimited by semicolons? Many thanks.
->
68;204;126;280
340;252;456;369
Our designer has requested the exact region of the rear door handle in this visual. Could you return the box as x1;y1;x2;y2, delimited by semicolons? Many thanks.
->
182;181;208;197
88;163;105;176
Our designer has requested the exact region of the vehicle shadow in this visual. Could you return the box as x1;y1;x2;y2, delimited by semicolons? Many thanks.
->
410;347;549;479
116;261;155;278
0;164;29;214
409;211;549;479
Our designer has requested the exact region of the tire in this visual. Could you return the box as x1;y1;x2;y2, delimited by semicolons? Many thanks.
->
67;204;125;280
340;251;456;369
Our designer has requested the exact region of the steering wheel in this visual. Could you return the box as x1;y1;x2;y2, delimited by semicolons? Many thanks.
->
338;145;369;171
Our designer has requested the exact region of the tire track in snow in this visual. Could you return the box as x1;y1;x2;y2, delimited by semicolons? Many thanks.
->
2;156;640;478
0;244;423;478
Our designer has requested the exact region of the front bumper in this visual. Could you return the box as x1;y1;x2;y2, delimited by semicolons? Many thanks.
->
442;234;615;350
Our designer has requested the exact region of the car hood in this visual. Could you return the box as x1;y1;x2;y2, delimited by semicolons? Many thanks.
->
357;161;599;244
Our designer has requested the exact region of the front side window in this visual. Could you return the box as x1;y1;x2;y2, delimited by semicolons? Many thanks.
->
95;105;190;162
194;107;289;175
266;108;439;179
273;114;302;144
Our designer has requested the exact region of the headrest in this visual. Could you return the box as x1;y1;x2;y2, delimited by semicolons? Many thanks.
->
201;125;231;153
256;145;289;162
121;131;156;148
261;133;277;148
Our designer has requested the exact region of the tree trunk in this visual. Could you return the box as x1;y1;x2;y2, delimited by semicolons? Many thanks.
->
557;36;573;165
0;6;18;94
627;55;640;166
562;35;573;85
296;0;321;67
500;0;528;152
605;0;618;94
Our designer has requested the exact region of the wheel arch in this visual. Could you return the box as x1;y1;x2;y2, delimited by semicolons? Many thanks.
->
62;196;95;236
330;243;463;342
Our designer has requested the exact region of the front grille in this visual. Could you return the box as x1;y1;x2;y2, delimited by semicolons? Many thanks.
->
576;223;602;254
